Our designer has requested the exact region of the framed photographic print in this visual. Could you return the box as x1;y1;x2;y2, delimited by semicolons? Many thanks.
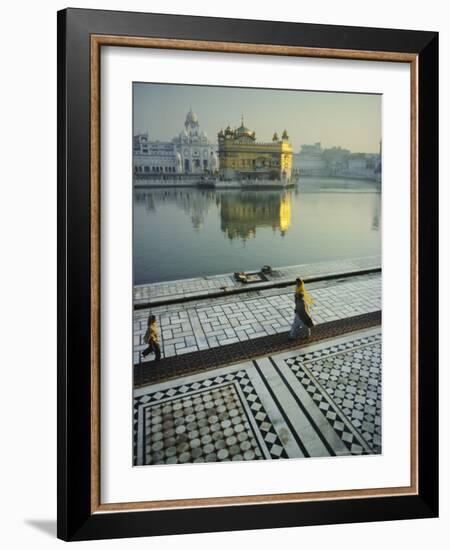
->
57;8;439;541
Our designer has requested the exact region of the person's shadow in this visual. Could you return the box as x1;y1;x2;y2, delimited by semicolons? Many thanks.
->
25;519;56;537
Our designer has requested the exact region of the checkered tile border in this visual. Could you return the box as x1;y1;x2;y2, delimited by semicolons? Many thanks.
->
284;333;381;455
134;370;288;464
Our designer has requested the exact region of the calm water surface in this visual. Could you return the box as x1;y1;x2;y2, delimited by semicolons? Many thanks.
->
133;178;381;285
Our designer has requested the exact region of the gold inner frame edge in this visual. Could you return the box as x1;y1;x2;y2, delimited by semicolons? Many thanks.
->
89;34;419;514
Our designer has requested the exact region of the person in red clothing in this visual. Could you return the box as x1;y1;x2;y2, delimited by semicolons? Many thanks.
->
141;315;161;361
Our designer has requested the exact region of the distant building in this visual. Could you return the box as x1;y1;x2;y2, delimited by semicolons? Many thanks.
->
133;133;182;176
217;119;293;182
347;152;381;179
292;142;325;177
293;142;381;180
172;109;218;174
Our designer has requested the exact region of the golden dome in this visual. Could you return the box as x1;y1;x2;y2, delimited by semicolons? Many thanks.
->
235;115;254;139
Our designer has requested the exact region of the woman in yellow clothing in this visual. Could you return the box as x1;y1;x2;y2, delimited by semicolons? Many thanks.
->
141;315;161;361
289;278;314;340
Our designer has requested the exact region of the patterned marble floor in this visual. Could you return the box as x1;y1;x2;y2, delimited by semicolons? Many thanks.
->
133;272;380;365
133;327;381;466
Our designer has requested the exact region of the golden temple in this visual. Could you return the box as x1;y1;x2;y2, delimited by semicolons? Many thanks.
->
218;118;293;183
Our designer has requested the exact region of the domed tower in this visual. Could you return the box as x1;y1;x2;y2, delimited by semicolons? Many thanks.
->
272;132;279;142
185;108;199;130
282;129;289;141
234;115;256;142
173;109;216;175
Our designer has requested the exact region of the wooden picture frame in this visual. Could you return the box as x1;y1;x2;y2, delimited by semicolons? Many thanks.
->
57;8;438;541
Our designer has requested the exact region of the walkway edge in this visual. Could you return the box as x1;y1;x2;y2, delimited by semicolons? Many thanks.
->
135;267;381;310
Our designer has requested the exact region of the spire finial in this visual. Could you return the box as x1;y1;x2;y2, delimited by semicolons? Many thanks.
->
241;114;244;126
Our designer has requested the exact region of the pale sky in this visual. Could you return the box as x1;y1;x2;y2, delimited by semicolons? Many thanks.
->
133;82;381;154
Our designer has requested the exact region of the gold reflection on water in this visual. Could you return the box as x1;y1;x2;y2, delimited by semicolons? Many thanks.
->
279;194;292;235
220;191;292;241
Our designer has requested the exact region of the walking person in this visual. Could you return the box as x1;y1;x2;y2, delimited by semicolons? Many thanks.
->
289;277;314;340
141;315;161;361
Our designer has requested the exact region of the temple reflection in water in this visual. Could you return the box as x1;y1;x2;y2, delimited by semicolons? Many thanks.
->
220;192;292;240
133;180;381;284
134;188;293;241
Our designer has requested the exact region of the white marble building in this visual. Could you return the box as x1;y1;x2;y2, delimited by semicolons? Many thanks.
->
133;133;182;176
173;109;219;174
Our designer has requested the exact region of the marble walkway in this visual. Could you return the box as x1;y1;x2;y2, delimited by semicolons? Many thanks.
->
134;255;381;306
134;272;381;365
133;327;382;466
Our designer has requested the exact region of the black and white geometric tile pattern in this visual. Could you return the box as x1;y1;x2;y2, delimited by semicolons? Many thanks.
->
134;370;288;465
285;333;381;454
133;329;382;465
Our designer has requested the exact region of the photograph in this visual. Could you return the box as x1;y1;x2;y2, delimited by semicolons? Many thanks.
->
132;83;382;466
